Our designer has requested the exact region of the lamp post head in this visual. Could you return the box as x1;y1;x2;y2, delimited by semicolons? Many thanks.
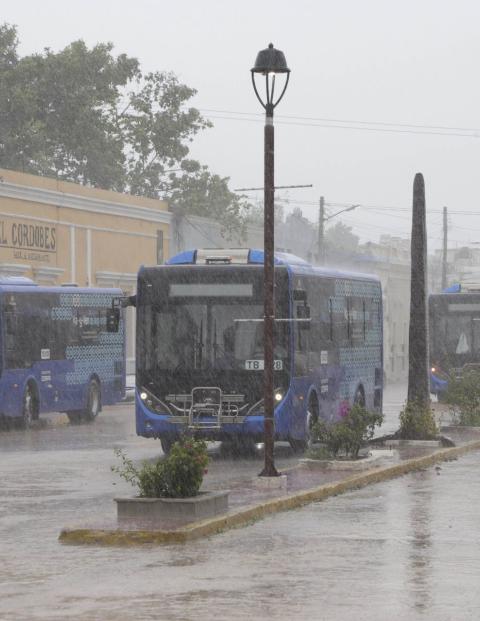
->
252;43;290;75
251;43;290;116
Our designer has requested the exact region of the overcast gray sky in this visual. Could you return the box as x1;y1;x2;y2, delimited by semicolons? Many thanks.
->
4;0;480;250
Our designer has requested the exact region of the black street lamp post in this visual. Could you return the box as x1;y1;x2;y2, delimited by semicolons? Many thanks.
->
251;43;290;477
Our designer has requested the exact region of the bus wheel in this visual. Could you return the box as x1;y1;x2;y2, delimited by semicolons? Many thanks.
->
228;435;257;458
82;380;101;423
22;385;38;428
289;397;319;453
160;436;176;456
288;437;306;453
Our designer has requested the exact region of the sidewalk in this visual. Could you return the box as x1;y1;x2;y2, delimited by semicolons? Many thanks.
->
59;425;480;545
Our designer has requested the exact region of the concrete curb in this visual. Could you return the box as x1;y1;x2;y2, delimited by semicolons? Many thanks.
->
59;439;480;547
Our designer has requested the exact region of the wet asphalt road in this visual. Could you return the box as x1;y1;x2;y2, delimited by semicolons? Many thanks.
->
3;384;480;620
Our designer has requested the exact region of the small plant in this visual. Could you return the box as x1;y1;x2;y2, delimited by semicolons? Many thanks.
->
112;436;209;498
443;370;480;426
398;400;438;439
305;445;332;460
311;404;384;459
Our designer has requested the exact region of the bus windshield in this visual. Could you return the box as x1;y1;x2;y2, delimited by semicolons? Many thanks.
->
430;295;480;368
143;301;290;373
138;267;289;375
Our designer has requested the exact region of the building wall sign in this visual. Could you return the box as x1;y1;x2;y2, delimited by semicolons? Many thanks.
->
0;218;57;263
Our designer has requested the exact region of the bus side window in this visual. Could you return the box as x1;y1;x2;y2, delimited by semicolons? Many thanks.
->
5;312;18;367
350;297;365;344
5;312;16;346
51;316;67;360
6;311;34;368
373;299;382;330
294;300;309;375
328;298;333;341
473;316;480;352
30;312;50;360
319;297;333;343
306;312;322;371
345;297;351;342
363;300;367;340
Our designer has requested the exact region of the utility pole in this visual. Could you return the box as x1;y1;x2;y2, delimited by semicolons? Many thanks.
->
317;197;359;265
441;206;448;291
318;195;325;264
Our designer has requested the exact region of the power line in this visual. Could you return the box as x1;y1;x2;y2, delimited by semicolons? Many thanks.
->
233;184;313;191
200;109;480;139
276;196;480;216
200;108;480;134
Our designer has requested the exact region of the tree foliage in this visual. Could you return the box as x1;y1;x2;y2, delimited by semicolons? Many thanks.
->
444;370;480;426
325;221;359;253
0;24;248;235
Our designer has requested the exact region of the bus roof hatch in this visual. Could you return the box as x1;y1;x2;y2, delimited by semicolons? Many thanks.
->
196;248;250;264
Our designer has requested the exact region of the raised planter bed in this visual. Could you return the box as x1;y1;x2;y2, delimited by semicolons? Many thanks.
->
386;439;442;447
300;449;396;471
253;474;288;489
115;490;229;522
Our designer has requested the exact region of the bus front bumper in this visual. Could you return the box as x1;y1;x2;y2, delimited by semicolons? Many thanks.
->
430;371;448;395
136;393;274;440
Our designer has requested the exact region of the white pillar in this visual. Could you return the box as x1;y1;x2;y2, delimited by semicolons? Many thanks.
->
86;229;92;286
70;225;76;283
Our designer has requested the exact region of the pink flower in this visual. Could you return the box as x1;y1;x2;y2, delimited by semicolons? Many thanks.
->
339;401;350;418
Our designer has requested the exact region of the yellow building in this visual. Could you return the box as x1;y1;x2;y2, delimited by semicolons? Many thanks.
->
0;168;171;371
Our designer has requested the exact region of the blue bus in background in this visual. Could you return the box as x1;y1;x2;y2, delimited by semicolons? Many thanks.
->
135;249;383;454
430;285;480;399
0;277;125;427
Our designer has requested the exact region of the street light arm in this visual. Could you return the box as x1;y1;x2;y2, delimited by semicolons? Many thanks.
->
251;72;267;110
251;71;290;116
324;204;360;222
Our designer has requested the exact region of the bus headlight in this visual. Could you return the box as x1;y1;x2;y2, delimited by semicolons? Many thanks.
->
139;387;173;415
275;391;283;402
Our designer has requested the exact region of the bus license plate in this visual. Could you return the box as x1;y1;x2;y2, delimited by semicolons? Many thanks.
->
245;360;283;371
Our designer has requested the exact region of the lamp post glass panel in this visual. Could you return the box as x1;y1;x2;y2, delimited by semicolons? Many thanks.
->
251;44;290;477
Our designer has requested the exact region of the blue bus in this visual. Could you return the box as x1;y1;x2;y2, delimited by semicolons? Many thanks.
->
135;249;383;453
0;277;125;427
429;286;480;398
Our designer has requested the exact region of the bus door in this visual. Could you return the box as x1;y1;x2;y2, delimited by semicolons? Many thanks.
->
31;306;59;413
2;301;55;415
290;288;316;435
3;306;27;416
293;283;336;417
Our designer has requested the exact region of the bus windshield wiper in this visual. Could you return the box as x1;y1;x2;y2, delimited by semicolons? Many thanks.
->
196;319;204;369
213;319;218;364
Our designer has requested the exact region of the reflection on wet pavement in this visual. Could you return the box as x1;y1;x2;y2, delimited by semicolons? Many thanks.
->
2;389;480;620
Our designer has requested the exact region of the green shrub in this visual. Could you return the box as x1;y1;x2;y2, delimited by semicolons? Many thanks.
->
443;370;480;426
112;436;209;498
398;400;438;439
311;404;383;459
305;445;332;460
